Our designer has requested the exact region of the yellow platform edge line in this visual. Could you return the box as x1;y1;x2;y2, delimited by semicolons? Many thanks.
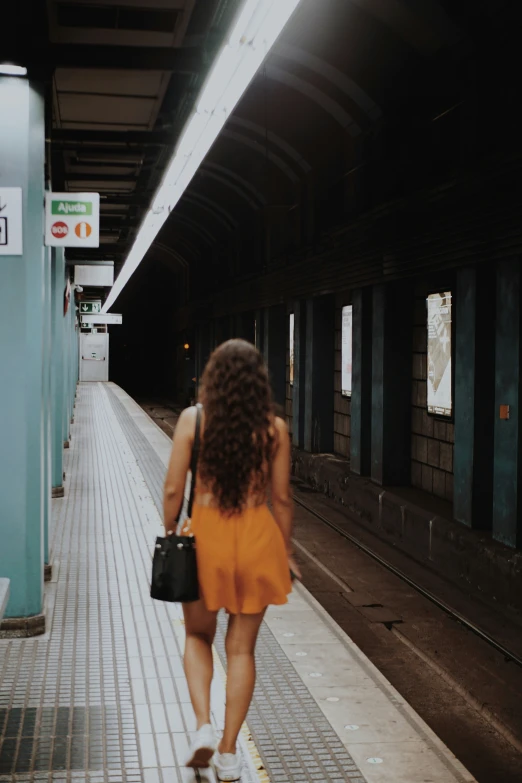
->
172;618;271;783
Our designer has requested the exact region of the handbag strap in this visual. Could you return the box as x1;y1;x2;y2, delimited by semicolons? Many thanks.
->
174;403;203;533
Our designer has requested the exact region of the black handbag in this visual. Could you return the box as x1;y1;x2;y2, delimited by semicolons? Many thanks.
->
150;404;202;603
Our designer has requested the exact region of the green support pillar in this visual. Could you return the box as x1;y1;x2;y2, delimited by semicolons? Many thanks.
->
350;287;372;476
454;266;495;529
492;260;522;547
292;301;307;449
254;309;265;353
63;278;71;449
71;305;78;417
264;304;286;408
0;76;46;629
371;283;412;486
43;245;52;573
51;249;65;497
304;295;335;453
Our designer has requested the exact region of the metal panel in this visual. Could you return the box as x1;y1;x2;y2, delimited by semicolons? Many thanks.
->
80;333;109;382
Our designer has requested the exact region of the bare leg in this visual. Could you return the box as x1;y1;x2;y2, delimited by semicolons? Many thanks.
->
219;610;266;754
182;600;218;729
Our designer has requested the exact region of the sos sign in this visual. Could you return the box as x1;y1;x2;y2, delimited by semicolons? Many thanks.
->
45;193;100;248
51;221;69;239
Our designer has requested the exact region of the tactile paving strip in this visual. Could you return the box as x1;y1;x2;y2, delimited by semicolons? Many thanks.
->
1;384;215;782
106;386;367;783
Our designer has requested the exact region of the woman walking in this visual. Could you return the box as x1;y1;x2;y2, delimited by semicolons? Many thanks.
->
163;339;300;781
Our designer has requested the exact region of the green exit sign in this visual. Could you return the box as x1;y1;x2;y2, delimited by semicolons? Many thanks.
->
80;302;101;314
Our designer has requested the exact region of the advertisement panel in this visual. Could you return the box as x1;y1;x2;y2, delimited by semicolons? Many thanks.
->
427;292;452;417
341;305;353;396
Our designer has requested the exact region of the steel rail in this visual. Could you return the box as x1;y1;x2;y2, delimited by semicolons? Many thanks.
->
293;492;522;669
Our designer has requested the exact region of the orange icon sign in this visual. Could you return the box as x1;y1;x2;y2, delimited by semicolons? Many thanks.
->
75;222;92;239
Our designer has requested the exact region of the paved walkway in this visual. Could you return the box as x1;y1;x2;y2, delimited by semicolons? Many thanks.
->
0;383;476;783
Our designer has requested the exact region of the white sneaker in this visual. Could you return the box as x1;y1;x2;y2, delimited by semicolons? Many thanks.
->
185;723;217;768
214;751;242;781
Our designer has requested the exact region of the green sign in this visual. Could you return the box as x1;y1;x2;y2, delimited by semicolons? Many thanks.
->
80;302;101;314
51;200;93;216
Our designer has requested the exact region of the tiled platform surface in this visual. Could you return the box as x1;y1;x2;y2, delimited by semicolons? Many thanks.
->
0;383;477;783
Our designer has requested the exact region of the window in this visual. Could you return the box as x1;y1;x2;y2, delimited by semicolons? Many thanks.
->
341;305;353;396
427;292;452;417
289;313;295;385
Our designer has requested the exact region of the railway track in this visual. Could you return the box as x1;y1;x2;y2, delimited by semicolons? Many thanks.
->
293;492;522;669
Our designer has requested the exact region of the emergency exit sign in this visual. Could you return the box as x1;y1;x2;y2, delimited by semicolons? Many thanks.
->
45;192;100;248
79;301;101;314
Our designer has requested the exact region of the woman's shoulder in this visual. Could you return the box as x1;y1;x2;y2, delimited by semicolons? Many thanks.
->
273;416;288;434
178;405;198;423
270;415;288;445
175;406;200;438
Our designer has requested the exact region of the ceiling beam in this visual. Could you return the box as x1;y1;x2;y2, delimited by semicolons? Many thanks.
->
64;173;137;182
100;194;152;206
52;129;172;145
21;44;204;74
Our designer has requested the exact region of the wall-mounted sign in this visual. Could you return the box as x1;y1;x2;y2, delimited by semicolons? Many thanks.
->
427;292;452;417
74;263;114;287
81;313;122;325
0;187;23;255
341;305;353;396
79;301;101;314
45;193;100;248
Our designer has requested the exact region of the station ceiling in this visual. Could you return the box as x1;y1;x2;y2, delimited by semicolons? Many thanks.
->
3;1;521;308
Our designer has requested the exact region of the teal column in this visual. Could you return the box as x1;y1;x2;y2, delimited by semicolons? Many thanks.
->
350;287;372;476
254;309;265;353
0;76;46;623
454;267;495;529
70;304;77;420
492;260;522;547
43;245;52;568
51;249;65;495
263;304;286;407
292;301;307;449
63;278;71;448
371;283;412;485
304;296;335;453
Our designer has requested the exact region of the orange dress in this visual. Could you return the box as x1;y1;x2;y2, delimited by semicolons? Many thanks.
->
191;502;292;614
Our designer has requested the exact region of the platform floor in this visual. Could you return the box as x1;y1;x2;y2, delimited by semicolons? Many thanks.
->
0;383;477;783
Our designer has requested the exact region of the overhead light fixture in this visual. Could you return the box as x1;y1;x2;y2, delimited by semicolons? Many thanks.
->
0;63;27;77
102;0;302;313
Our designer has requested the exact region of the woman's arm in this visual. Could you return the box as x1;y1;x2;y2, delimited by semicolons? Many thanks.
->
163;407;197;534
270;417;294;553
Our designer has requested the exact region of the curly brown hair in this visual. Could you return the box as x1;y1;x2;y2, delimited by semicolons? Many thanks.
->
198;339;275;514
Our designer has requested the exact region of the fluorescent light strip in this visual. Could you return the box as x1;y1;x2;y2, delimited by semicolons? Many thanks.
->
0;64;27;77
102;0;302;313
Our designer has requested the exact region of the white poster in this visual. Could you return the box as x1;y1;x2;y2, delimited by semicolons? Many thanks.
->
427;292;452;417
341;305;353;396
289;313;295;385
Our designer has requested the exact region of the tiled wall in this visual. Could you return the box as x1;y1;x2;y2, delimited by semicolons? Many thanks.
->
411;294;454;502
333;300;351;458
